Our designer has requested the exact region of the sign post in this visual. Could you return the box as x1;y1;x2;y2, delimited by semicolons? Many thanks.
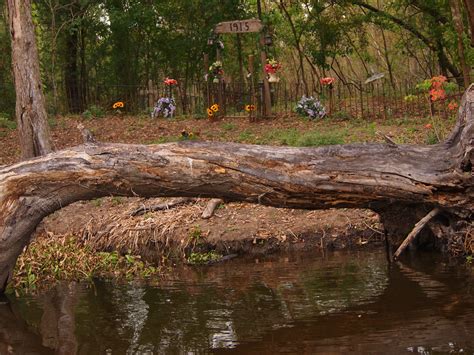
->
212;19;272;119
214;19;263;34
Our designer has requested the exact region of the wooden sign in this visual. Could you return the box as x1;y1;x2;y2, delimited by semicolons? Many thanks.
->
214;19;263;34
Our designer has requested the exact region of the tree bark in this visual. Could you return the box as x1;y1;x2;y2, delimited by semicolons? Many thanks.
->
463;0;474;47
7;0;52;159
449;0;471;87
0;86;473;293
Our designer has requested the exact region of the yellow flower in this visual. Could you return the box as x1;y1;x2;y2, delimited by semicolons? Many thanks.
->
245;104;256;112
207;108;214;117
113;101;124;109
210;104;219;112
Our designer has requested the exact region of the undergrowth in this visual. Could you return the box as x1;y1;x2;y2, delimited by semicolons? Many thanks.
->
12;235;162;294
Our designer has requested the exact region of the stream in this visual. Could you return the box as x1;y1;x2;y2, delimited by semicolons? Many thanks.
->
1;250;473;354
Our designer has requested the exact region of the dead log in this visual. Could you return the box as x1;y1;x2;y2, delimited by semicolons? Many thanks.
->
393;208;440;260
0;86;473;293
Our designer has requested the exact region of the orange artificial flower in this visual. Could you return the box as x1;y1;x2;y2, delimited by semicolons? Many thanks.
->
447;101;458;111
112;101;124;109
429;88;446;102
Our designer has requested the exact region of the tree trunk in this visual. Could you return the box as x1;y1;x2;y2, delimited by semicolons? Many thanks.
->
450;0;471;87
0;86;473;293
6;0;52;160
64;24;84;113
463;0;474;47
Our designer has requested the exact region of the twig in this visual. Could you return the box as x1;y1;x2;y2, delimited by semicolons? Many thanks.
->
393;208;440;260
201;199;224;219
131;197;194;216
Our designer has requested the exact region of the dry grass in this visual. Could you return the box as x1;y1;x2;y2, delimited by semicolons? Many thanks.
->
448;223;474;258
78;197;208;259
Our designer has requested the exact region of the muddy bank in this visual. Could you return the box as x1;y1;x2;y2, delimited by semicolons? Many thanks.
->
9;198;386;292
37;197;385;261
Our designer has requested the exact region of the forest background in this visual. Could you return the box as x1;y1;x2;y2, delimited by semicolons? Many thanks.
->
0;0;473;118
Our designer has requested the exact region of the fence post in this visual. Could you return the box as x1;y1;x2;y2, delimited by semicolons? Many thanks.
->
359;82;364;119
147;79;155;109
259;33;272;118
248;55;256;122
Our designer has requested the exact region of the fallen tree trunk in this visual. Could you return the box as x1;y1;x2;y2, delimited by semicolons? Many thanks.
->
1;86;473;293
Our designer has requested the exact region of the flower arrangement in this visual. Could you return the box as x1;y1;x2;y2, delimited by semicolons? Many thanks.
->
152;97;176;119
447;100;458;111
245;104;256;112
320;77;335;86
209;61;224;83
164;78;178;86
207;103;219;118
264;59;281;74
112;101;124;109
416;75;457;103
295;96;326;119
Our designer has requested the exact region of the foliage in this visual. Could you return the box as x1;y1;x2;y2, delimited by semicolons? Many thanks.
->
13;235;161;292
152;97;176;119
0;114;17;130
295;96;326;119
1;0;473;117
82;105;106;120
187;251;222;265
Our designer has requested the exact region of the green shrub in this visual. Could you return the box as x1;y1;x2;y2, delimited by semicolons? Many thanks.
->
425;130;439;145
82;105;105;120
0;113;17;130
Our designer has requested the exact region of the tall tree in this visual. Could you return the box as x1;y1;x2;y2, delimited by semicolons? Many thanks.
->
463;0;474;46
450;0;471;87
6;0;51;159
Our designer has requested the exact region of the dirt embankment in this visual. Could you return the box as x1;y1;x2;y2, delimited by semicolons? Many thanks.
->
37;197;384;263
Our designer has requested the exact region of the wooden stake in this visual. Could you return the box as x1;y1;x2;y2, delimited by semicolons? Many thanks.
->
393;208;440;260
249;55;256;122
259;33;272;118
204;54;210;110
216;49;224;118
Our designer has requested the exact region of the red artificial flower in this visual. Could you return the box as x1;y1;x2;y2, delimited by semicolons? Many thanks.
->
447;100;458;111
430;75;447;89
320;77;335;86
264;62;281;74
429;88;446;102
164;78;178;86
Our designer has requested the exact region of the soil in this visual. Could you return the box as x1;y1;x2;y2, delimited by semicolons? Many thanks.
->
2;113;432;262
39;197;384;262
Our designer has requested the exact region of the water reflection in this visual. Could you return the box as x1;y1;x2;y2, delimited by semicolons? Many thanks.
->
1;250;473;354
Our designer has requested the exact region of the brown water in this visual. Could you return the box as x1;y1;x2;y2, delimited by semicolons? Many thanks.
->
1;250;473;354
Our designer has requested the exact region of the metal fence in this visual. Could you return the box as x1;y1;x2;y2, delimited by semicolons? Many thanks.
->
2;77;465;119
